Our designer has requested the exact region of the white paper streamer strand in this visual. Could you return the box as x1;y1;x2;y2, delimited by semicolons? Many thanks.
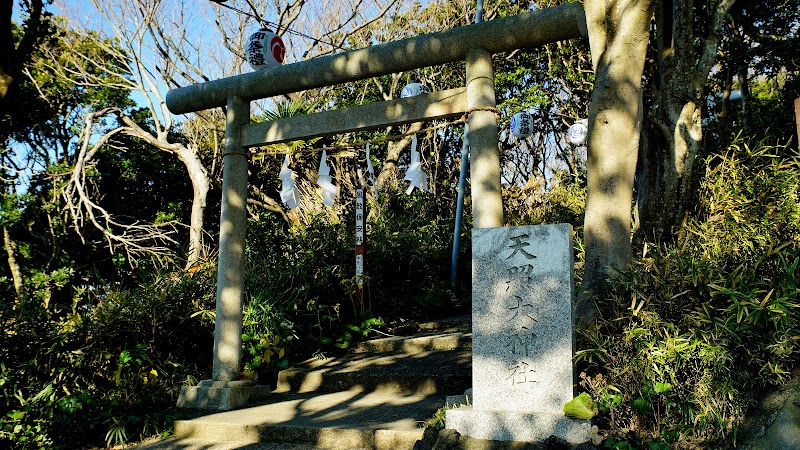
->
403;134;429;194
317;149;338;206
365;143;379;200
278;153;299;209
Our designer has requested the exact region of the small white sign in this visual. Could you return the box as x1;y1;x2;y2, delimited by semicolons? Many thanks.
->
355;254;364;287
355;189;365;245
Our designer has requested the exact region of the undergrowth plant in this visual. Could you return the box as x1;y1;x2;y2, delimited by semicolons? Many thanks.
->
243;184;470;360
0;265;215;449
576;137;800;449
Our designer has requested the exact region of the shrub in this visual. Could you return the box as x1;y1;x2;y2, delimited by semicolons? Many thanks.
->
366;183;470;319
577;137;800;448
0;266;215;449
243;182;474;359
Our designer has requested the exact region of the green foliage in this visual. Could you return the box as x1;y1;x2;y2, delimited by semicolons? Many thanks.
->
242;332;289;372
366;184;470;318
243;187;465;360
0;193;27;226
422;404;452;432
319;315;386;350
504;173;586;227
4;16;134;146
564;392;598;420
577;136;800;448
600;436;670;450
0;265;215;448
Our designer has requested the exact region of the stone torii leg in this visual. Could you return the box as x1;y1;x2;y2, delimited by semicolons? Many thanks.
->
176;95;271;410
466;48;504;228
213;95;249;382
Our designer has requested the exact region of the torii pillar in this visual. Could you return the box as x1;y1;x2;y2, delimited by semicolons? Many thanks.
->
466;48;503;228
176;95;274;410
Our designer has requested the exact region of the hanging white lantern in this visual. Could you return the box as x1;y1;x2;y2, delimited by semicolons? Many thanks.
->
246;28;286;71
400;82;431;98
510;110;533;138
567;119;588;145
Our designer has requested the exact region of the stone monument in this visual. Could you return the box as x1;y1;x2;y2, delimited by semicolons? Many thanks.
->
446;224;591;443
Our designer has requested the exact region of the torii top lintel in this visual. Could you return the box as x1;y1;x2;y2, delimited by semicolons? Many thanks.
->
165;2;586;116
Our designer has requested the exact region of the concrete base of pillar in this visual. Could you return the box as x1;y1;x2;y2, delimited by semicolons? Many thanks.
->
177;379;271;411
445;406;591;444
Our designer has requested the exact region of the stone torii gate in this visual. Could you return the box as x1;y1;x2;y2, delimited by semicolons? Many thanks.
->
168;3;586;411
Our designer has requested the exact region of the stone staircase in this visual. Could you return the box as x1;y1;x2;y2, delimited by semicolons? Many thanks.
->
135;320;472;450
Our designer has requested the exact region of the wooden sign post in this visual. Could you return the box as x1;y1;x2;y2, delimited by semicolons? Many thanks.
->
354;187;365;309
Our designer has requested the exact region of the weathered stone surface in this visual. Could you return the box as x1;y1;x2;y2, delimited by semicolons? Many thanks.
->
470;224;575;414
445;407;590;445
353;332;472;354
422;427;596;450
447;224;586;444
276;349;470;395
176;379;271;411
750;399;800;449
738;378;800;450
173;388;429;449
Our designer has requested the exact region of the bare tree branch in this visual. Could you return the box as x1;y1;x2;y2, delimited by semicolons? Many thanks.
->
62;108;179;266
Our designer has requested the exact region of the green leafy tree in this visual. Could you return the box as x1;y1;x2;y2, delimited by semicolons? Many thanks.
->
1;17;136;305
0;0;51;102
579;0;800;323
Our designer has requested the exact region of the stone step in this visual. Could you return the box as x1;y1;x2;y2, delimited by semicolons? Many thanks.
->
276;348;471;396
134;328;475;450
159;389;440;450
416;315;471;333
353;331;472;354
134;437;346;449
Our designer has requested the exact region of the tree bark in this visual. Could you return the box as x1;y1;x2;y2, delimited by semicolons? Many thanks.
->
117;114;210;270
376;121;423;190
635;0;736;243
3;225;25;304
0;0;45;100
579;0;653;324
174;145;210;270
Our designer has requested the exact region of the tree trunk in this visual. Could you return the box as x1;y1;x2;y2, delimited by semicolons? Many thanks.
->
579;0;653;324
376;121;423;189
174;145;210;270
635;0;735;243
118;113;211;270
3;225;25;304
636;98;703;243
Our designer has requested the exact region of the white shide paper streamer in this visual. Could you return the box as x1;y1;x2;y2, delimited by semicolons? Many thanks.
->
317;149;338;206
278;153;299;209
403;134;429;194
365;143;379;199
